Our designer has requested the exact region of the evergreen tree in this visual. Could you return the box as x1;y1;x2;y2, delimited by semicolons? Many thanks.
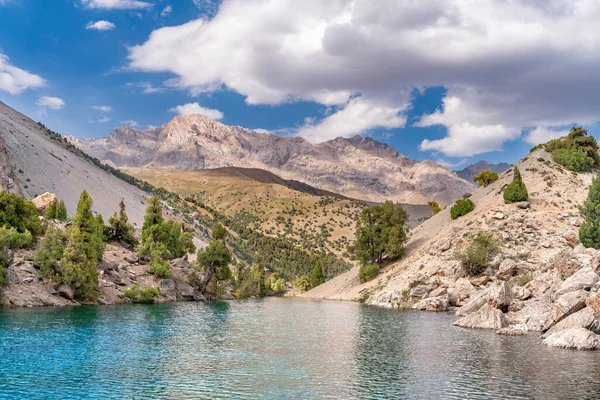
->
60;227;98;300
74;190;105;261
56;200;68;221
107;199;138;247
195;240;232;294
310;260;325;287
142;197;164;243
503;167;529;203
35;226;67;279
579;174;600;248
0;191;42;235
44;200;57;220
212;223;227;241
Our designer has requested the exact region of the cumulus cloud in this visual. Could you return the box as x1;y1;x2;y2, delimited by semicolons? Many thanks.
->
85;20;116;31
128;0;600;153
36;96;65;110
81;0;151;10
523;126;569;145
121;119;139;127
89;116;110;123
92;105;112;112
0;52;45;95
168;102;224;120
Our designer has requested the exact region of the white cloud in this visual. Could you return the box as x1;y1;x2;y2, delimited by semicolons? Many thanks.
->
81;0;151;10
435;158;468;169
168;102;224;120
92;105;113;112
0;52;45;95
523;126;568;145
128;0;600;155
85;20;116;31
297;97;407;142
89;116;110;123
121;119;139;127
161;5;172;17
36;96;65;110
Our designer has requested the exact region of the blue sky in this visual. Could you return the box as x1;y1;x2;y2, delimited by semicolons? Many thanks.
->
1;0;600;170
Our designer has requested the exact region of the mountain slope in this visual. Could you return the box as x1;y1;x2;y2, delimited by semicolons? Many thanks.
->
0;101;149;225
456;161;511;182
69;114;474;205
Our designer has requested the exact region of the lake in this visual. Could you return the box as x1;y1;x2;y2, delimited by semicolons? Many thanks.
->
1;298;599;399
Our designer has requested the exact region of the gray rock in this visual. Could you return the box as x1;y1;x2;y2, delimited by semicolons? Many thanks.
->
496;259;518;279
488;281;513;312
556;267;599;296
159;279;177;299
176;282;198;301
513;300;554;331
56;283;74;300
497;324;528;336
542;307;596;339
125;254;139;264
427;287;447;298
412;295;449;312
454;304;509;330
516;202;530;209
410;284;432;298
544;290;588;331
455;288;490;317
543;327;600;350
513;286;531;301
438;240;451;252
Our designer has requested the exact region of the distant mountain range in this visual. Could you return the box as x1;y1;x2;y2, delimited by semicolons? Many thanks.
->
455;161;511;182
68;114;474;205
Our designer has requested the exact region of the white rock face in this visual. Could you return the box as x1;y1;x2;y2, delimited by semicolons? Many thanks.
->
69;114;475;205
556;267;599;296
454;304;509;330
543;327;600;350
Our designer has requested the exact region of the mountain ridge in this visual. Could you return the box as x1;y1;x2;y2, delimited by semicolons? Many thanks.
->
455;161;511;182
69;114;474;205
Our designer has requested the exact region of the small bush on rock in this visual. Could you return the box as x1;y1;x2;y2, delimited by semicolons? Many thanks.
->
456;231;499;276
124;285;160;304
150;260;172;279
450;199;475;220
503;167;528;203
359;262;380;283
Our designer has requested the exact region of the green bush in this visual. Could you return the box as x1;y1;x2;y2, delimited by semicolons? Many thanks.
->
149;259;172;278
107;200;138;248
456;231;499;276
545;126;599;172
428;201;441;214
579;173;600;248
472;170;499;187
450;199;475;220
0;246;11;287
310;261;325;288
0;226;34;249
124;285;160;304
44;201;57;220
56;200;68;221
35;226;67;278
552;149;594;172
359;262;380;283
60;227;99;301
503;167;528;203
294;275;311;293
0;191;42;235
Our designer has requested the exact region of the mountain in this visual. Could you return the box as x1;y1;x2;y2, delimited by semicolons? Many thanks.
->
303;146;600;349
0;101;149;225
455;161;511;182
68;114;474;205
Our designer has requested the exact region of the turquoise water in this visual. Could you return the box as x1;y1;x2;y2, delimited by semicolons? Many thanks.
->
1;298;600;399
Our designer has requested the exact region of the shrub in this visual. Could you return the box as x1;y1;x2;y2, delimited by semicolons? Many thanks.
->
0;191;42;235
74;190;105;261
149;259;172;279
579;173;600;248
428;201;441;214
359;262;380;283
60;227;99;301
35;226;67;278
503;167;528;203
472;170;499;187
107;200;138;248
552;149;594;172
124;285;159;304
0;226;35;249
294;275;311;293
0;246;11;287
450;199;475;220
456;231;499;276
44;200;57;220
56;200;68;221
545;126;599;172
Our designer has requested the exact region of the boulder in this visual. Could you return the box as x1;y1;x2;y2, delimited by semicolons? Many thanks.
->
542;307;596;339
31;192;57;213
412;295;449;312
586;292;600;318
470;276;491;287
488;281;513;312
455;288;490;317
410;284;432;298
427;287;447;298
543;327;600;350
125;254;139;264
556;267;599;296
493;212;505;220
516;202;530;209
56;283;74;300
496;259;518;279
512;286;531;301
512;299;554;331
543;290;588;331
454;304;509;330
438;240;451;252
496;324;528;336
176;282;199;301
159;279;177;299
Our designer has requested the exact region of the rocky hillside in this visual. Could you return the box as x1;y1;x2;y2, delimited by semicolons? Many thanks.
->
68;114;474;205
0;101;149;226
456;161;511;182
304;147;600;350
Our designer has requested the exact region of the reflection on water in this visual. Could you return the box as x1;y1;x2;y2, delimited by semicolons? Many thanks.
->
1;298;600;399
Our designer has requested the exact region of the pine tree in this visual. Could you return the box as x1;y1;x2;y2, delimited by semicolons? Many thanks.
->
61;227;98;300
503;167;529;203
107;200;138;247
212;223;227;241
44;200;57;220
310;260;325;288
56;200;68;221
75;190;105;261
142;197;164;243
579;174;600;248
